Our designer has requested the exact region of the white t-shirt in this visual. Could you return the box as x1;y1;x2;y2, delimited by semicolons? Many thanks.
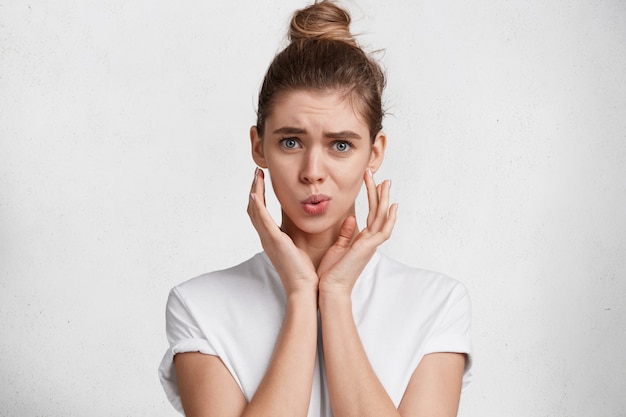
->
159;252;472;416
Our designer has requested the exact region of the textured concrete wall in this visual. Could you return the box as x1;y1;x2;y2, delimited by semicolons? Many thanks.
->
1;1;625;415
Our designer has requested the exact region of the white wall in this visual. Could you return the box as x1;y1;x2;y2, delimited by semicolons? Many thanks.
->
1;1;624;415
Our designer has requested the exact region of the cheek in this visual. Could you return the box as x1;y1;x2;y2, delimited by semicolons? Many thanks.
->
334;168;365;198
268;172;287;194
337;157;369;185
266;166;294;202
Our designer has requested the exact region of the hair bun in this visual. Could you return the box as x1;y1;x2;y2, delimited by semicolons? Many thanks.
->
289;1;357;47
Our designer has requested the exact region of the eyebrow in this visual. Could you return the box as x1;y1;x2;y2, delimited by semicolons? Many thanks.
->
273;127;307;135
272;127;363;140
325;130;363;140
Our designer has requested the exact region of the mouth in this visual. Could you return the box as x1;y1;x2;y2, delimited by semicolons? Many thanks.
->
301;194;331;215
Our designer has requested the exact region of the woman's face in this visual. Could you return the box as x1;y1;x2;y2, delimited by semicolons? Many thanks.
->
251;89;386;236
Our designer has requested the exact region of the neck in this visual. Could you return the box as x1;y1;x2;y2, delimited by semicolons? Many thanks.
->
280;211;356;269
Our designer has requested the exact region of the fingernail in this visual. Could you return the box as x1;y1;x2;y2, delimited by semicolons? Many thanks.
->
250;193;255;201
253;167;259;184
368;168;373;177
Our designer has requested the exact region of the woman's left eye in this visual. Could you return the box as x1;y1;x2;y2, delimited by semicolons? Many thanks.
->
332;141;352;152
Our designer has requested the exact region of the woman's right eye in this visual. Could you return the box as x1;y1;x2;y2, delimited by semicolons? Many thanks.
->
279;138;300;149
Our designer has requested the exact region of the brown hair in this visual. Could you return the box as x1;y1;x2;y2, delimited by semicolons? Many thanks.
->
256;0;386;141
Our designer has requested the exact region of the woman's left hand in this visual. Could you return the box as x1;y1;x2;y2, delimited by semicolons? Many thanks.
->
317;170;397;297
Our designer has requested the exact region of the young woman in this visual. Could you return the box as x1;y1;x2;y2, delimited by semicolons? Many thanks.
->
159;2;472;416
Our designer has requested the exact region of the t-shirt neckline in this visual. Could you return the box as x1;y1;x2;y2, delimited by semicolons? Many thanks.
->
258;250;382;281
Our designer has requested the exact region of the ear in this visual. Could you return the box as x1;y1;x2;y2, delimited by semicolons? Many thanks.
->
250;126;268;168
368;131;387;173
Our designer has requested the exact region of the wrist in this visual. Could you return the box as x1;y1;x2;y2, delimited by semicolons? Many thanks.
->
318;284;352;310
285;287;319;306
280;273;319;299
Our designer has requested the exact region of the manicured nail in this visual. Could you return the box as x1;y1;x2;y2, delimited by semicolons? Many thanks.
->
253;167;259;184
250;193;255;201
368;168;373;177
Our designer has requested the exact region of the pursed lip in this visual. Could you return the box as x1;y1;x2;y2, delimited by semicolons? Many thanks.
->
301;194;331;205
300;194;331;215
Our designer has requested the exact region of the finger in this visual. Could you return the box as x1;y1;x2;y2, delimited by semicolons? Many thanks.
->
248;167;259;196
334;215;357;250
353;201;397;254
377;179;392;223
365;169;379;227
248;169;276;233
253;167;266;204
248;169;267;213
380;202;398;239
369;180;391;232
247;168;260;219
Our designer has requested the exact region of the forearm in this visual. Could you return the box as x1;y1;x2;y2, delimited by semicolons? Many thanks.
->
242;290;318;417
319;291;400;417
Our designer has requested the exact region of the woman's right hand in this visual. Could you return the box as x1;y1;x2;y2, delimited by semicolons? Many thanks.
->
247;168;319;296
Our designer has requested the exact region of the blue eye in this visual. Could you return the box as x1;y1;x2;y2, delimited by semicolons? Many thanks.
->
280;138;300;149
332;141;352;152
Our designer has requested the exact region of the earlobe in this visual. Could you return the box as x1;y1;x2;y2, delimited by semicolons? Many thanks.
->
250;126;268;168
368;131;387;173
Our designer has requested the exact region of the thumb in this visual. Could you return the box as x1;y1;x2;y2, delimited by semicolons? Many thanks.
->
333;215;357;250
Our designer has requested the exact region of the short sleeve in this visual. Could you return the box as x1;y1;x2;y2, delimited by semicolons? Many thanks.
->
423;282;473;389
158;287;218;414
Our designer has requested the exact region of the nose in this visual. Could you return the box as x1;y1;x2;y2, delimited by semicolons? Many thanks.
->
300;148;326;184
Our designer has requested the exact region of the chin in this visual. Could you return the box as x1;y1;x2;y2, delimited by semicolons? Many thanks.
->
294;218;338;236
283;208;351;238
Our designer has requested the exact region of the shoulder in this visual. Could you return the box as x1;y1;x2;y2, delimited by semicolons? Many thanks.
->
168;252;280;308
173;252;271;291
375;254;468;300
354;253;470;324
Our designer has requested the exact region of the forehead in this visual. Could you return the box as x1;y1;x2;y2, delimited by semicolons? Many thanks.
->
267;89;369;131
